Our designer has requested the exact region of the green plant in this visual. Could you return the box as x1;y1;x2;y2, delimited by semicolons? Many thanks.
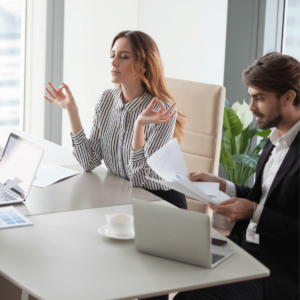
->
220;98;271;185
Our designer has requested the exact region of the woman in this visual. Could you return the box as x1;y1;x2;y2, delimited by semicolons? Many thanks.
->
45;30;187;209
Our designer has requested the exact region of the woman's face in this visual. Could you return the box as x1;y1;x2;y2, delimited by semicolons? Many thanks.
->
110;37;137;84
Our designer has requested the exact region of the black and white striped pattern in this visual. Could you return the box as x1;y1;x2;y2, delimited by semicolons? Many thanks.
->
71;88;176;190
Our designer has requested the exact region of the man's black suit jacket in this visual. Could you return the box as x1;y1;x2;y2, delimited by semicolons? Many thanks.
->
230;131;299;300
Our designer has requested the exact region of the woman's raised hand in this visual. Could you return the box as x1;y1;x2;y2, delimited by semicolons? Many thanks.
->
44;82;75;110
136;97;176;126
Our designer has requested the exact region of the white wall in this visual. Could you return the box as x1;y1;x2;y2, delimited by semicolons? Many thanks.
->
62;0;139;149
62;0;228;149
138;0;228;86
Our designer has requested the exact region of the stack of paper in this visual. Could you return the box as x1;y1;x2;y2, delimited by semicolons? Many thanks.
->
147;138;229;205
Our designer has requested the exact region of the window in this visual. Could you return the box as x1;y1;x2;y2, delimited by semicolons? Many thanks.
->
282;0;300;60
0;0;25;129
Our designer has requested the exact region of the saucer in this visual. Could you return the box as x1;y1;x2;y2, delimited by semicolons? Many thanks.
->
98;225;135;240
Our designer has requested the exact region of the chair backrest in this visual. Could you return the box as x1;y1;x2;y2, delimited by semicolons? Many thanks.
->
165;78;225;213
165;78;225;175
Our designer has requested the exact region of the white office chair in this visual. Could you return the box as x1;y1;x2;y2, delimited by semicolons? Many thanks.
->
165;78;225;214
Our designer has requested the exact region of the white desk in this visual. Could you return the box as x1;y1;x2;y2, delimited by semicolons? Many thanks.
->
0;128;269;299
0;128;161;217
0;202;269;300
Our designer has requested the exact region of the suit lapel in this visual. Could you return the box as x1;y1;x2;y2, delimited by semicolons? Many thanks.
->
255;139;275;180
265;131;300;205
247;139;274;203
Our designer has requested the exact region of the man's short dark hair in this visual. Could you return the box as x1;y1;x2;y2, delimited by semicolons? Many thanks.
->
243;52;300;106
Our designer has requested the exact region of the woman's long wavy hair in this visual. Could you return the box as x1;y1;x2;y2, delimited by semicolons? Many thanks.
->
111;30;187;144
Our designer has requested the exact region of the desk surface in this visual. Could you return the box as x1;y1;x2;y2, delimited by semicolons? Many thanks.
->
16;164;161;216
0;128;269;300
0;202;269;300
0;128;161;216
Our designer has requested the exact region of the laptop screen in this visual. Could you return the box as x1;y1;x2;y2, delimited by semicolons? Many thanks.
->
0;133;44;199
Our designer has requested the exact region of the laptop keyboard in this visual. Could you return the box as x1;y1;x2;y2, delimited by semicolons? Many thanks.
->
0;191;18;202
212;253;225;264
0;183;18;203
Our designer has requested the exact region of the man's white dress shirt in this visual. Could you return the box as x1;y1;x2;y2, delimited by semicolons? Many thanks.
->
225;121;300;244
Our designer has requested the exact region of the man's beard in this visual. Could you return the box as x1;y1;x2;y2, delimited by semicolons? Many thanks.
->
253;105;283;130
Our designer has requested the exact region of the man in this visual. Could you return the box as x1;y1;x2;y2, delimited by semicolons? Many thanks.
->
176;52;300;300
143;52;299;300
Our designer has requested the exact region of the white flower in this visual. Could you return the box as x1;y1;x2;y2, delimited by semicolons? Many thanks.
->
232;101;242;114
232;100;253;130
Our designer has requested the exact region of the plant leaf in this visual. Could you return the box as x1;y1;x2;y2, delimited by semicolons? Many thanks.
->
249;153;260;162
225;97;231;108
224;130;232;155
252;137;269;154
240;125;249;153
220;143;235;171
259;137;268;149
249;128;257;139
235;133;242;154
256;128;271;137
223;108;243;137
232;153;258;170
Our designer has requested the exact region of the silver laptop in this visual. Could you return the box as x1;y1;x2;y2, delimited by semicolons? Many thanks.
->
0;133;44;205
133;199;234;268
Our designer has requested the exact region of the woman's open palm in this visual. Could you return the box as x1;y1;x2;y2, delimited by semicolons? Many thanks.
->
137;98;176;126
44;81;75;110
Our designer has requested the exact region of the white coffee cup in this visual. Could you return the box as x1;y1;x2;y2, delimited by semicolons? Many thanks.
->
105;213;134;236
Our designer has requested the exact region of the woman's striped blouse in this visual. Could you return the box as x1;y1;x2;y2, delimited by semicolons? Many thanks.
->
71;88;176;190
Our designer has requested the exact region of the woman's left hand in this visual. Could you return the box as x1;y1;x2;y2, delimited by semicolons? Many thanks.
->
136;98;176;126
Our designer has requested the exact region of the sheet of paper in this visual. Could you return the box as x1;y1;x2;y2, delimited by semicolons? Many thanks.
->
0;178;22;195
0;206;32;229
147;138;189;181
146;177;218;205
193;182;219;197
147;138;231;205
213;190;231;204
32;162;80;188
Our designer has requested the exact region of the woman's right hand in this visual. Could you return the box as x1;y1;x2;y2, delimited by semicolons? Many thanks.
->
44;81;76;110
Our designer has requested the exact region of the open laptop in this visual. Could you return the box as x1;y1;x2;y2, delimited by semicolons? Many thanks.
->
0;133;44;205
132;199;234;268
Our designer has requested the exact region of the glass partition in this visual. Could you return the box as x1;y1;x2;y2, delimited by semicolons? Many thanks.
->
282;0;300;60
0;0;25;129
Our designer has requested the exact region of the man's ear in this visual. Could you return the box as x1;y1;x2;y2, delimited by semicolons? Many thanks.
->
285;90;296;106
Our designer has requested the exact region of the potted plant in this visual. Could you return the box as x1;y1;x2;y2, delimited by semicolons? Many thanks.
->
220;99;271;185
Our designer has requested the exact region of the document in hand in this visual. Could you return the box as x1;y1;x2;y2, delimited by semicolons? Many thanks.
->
147;138;229;205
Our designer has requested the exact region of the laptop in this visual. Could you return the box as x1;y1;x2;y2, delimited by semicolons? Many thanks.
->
0;133;44;205
132;199;234;268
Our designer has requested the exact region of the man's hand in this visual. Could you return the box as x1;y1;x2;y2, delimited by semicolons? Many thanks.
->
208;198;257;222
189;172;226;193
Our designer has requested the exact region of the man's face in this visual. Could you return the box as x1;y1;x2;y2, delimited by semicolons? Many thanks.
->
248;86;284;130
